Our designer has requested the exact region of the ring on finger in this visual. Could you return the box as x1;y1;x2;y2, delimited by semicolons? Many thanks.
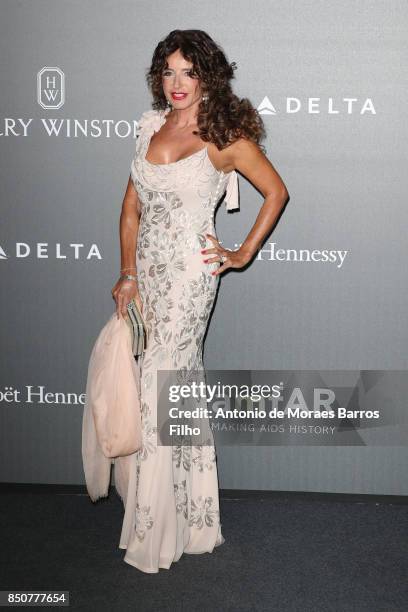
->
219;253;228;263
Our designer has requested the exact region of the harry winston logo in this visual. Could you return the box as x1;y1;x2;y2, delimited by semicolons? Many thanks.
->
37;67;65;109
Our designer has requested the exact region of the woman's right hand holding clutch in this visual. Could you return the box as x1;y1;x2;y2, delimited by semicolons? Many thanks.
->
111;275;143;320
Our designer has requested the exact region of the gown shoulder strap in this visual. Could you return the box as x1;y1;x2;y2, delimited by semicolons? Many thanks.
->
136;108;169;137
224;170;240;211
134;109;168;157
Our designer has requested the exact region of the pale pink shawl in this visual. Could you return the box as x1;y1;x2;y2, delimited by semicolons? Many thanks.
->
81;312;142;502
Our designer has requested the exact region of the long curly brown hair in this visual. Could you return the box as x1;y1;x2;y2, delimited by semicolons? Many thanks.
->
146;29;266;152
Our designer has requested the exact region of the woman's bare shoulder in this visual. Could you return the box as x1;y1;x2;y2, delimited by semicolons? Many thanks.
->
207;137;259;174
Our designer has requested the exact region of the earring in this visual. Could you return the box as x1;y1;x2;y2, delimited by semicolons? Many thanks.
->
166;98;172;109
202;94;209;103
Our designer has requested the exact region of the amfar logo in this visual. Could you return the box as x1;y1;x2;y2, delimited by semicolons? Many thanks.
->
257;95;376;115
0;243;102;261
37;67;65;109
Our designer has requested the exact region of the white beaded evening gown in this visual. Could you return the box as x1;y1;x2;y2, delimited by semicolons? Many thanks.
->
113;107;239;573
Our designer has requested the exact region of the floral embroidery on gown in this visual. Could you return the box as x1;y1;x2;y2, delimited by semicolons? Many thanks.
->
113;107;239;573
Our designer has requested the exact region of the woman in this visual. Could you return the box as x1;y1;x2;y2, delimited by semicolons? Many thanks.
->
111;29;288;573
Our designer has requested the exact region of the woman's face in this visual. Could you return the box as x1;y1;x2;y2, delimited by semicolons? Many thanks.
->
161;49;203;110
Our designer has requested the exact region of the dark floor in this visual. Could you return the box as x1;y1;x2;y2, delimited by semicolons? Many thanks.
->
0;488;407;612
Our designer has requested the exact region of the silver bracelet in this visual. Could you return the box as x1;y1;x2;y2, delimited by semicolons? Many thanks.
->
120;274;138;282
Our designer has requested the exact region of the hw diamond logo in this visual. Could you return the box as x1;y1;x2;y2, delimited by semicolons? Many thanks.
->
37;67;65;109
